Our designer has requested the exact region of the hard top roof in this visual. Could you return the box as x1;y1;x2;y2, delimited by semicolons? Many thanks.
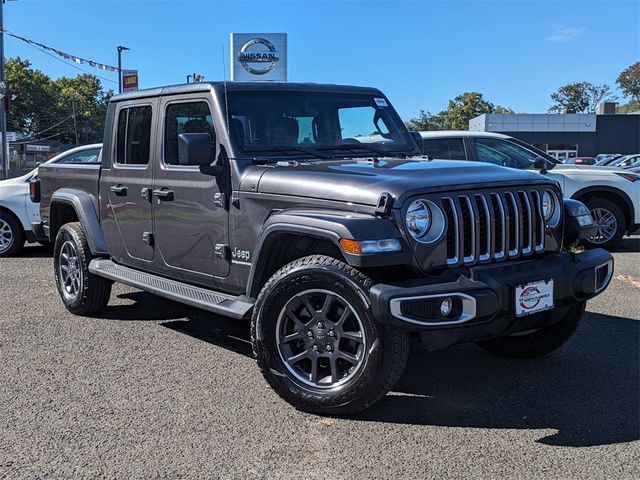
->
110;81;383;103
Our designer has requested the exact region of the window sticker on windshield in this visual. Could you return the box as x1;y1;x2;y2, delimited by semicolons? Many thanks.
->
374;98;388;107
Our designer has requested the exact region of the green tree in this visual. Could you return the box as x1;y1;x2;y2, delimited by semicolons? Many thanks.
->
406;92;513;131
55;74;112;144
5;57;113;144
549;81;617;113
405;110;448;131
443;92;513;130
5;57;62;137
616;62;640;101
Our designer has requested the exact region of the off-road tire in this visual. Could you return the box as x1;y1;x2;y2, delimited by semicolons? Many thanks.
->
251;255;409;415
476;301;586;358
0;211;25;257
54;222;112;315
581;197;626;250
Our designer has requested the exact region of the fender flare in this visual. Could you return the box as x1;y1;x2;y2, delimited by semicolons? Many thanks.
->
49;188;108;256
246;209;410;297
570;186;634;228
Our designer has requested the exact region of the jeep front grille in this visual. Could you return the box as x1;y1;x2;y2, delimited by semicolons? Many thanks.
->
441;190;546;266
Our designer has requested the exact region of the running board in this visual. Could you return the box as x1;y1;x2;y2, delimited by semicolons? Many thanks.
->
89;259;253;320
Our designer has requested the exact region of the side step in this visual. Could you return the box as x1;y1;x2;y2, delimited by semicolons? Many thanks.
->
89;259;254;320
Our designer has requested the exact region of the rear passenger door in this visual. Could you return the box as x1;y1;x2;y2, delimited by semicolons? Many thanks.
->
101;101;157;268
151;96;230;285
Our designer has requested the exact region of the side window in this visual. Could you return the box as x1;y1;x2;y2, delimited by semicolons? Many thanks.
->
116;106;153;165
422;138;466;160
55;148;101;164
475;138;539;169
164;101;215;165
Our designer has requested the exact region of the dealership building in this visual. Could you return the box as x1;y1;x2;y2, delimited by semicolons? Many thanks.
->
469;106;640;160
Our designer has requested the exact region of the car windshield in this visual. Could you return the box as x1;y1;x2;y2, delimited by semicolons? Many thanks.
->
226;90;416;159
474;138;555;170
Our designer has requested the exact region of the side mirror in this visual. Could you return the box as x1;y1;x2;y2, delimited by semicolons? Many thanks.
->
178;133;213;166
410;131;424;155
533;157;548;173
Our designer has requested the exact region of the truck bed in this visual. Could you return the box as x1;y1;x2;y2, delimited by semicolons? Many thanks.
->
39;163;101;230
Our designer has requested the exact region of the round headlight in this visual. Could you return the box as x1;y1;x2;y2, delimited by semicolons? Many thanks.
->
542;190;555;221
406;200;431;239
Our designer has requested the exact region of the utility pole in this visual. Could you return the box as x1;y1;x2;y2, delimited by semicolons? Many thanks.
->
117;45;129;94
0;0;8;180
70;96;79;147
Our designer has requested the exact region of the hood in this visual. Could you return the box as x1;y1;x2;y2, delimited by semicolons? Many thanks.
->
254;158;555;206
0;170;35;187
553;164;623;174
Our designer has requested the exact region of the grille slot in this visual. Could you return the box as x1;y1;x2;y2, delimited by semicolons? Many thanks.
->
442;190;546;266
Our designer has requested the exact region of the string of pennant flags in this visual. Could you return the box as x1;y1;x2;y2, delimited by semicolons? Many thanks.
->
1;28;121;72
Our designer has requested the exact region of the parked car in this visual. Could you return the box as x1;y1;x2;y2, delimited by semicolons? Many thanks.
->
419;131;640;249
609;154;640;169
564;156;596;165
0;144;101;256
594;154;624;166
35;82;612;415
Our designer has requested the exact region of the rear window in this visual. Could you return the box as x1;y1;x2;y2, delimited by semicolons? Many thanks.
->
116;105;153;165
423;138;466;160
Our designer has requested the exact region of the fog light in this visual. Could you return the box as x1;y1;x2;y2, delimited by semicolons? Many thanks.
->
440;297;453;316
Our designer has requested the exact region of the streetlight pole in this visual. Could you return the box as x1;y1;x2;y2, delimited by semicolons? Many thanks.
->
117;45;129;94
0;0;8;180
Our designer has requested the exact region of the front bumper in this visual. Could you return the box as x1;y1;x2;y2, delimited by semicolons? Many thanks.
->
370;248;613;349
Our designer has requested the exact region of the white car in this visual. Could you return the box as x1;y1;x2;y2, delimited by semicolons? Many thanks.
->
0;144;101;256
419;131;640;249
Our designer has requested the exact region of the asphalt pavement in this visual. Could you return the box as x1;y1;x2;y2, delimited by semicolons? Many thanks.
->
1;238;639;479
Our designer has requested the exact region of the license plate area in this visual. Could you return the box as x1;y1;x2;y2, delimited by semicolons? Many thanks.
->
515;279;554;317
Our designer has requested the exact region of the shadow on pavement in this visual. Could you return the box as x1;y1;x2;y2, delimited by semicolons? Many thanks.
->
612;236;640;253
13;243;52;258
357;311;640;448
97;290;639;448
100;290;253;357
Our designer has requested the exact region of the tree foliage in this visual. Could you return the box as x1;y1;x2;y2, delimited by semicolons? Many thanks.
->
616;62;640;102
5;57;113;144
406;92;513;131
548;81;617;113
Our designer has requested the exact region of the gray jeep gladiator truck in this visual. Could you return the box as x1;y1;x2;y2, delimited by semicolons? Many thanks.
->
34;82;613;415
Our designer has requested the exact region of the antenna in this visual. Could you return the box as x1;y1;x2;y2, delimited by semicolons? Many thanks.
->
222;44;230;132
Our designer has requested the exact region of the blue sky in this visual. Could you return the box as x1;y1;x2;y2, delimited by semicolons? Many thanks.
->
5;0;639;119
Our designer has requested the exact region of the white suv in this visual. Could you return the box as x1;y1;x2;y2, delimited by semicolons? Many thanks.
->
419;131;640;249
0;144;101;256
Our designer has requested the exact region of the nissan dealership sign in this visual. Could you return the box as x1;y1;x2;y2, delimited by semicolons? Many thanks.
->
230;33;287;81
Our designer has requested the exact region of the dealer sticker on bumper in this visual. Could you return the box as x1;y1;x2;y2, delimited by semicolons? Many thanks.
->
515;279;554;317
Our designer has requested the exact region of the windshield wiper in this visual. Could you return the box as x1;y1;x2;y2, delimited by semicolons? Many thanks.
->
244;145;331;160
316;144;404;158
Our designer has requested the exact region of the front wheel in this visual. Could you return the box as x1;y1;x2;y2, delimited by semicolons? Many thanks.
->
581;198;626;250
252;255;409;415
476;302;586;358
54;222;112;315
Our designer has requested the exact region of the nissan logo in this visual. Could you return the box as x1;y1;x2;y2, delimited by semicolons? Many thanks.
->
237;38;280;76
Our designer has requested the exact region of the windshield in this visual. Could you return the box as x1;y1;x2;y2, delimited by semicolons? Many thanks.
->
226;90;416;158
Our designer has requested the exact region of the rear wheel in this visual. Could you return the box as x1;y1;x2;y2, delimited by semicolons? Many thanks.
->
252;255;409;415
476;302;586;358
581;198;625;250
0;213;25;257
54;222;112;315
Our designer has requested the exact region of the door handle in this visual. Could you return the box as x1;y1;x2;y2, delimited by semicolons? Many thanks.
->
109;184;127;196
152;188;175;201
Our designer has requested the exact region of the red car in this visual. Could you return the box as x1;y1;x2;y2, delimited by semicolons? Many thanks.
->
565;156;597;165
